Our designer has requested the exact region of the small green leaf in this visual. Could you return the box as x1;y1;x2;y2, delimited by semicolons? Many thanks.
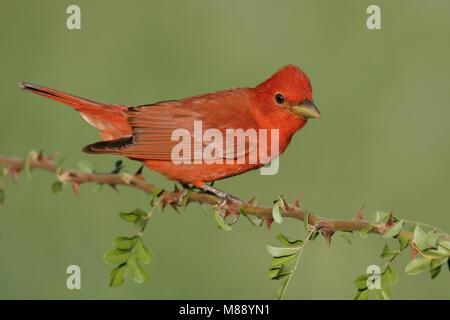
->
382;221;403;239
272;198;283;224
270;254;297;269
354;274;369;290
304;211;310;231
77;160;93;173
439;240;450;251
24;151;32;179
266;245;301;257
51;182;63;194
239;208;261;227
380;244;400;260
127;254;148;284
119;209;146;223
398;235;409;250
213;209;232;231
109;264;128;287
405;257;430;275
114;236;138;250
424;245;449;258
413;225;428;251
355;289;370;300
339;231;354;245
274;278;289;300
276;233;303;246
370;210;390;224
382;265;398;285
55;158;65;177
429;258;446;279
270;264;292;280
151;187;164;205
0;188;4;206
359;226;374;239
135;237;153;264
104;249;131;266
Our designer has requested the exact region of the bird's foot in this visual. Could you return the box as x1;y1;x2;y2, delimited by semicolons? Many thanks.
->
201;183;243;203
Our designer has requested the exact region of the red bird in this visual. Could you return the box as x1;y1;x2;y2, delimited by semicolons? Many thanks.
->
19;65;320;198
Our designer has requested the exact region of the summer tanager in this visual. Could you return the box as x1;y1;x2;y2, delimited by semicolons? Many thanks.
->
19;65;320;195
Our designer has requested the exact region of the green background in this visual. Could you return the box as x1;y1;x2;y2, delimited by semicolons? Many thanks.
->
0;0;449;299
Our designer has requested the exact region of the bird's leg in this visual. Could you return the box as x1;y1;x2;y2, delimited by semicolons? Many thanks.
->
201;183;243;203
177;184;192;206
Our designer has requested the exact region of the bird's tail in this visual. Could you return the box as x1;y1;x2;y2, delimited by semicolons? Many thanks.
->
19;82;132;141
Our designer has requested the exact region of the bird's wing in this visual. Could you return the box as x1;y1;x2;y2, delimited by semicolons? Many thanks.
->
85;89;260;162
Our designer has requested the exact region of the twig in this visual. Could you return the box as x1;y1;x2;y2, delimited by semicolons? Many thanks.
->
0;152;396;234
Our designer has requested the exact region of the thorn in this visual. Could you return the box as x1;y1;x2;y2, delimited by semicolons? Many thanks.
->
134;166;145;180
266;218;274;232
386;212;394;227
411;246;418;260
109;184;120;193
292;192;303;207
316;221;332;230
162;197;175;210
45;152;59;162
322;230;334;247
72;181;80;197
37;151;44;161
173;184;180;193
228;213;240;225
355;204;365;221
170;202;180;214
10;168;21;184
248;197;256;205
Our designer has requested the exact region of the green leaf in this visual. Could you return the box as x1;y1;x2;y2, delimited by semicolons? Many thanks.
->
127;254;148;284
104;249;131;266
355;289;370;300
359;226;374;239
119;209;146;223
339;231;354;245
304;211;310;231
0;188;4;206
239;208;261;227
354;274;369;290
77;160;93;173
382;221;403;239
405;257;430;275
55;158;65;177
370;210;390;224
51;182;63;194
380;244;400;260
375;283;391;300
109;264;128;287
398;235;409;250
382;265;398;285
274;278;289;300
266;245;300;257
272;198;283;224
213;209;232;231
151;187;164;205
270;254;297;269
424;245;449;258
276;233;303;246
114;236;138;250
135;237;153;264
413;225;428;251
423;230;440;250
439;240;450;251
24;151;32;179
429;258;446;279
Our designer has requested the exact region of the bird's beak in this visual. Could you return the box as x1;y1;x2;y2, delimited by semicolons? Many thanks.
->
291;100;321;119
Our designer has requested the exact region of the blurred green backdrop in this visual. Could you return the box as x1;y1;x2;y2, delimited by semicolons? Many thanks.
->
0;0;449;299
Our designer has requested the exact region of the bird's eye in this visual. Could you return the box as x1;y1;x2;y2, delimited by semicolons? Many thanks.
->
275;93;285;104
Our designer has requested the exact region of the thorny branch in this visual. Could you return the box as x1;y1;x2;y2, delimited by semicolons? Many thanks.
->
0;151;433;241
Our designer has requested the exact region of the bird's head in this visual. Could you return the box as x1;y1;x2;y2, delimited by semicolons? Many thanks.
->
253;64;321;120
